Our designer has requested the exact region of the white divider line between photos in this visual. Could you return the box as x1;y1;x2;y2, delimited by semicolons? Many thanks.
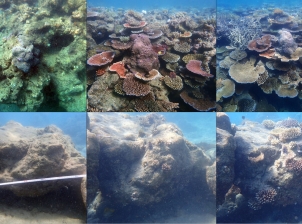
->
0;174;86;186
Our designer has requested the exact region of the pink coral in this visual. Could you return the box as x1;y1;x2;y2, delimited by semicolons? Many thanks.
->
130;34;160;73
87;51;115;66
186;60;213;78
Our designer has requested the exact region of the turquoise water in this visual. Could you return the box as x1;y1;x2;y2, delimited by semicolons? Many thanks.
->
0;112;86;156
88;0;215;10
126;112;216;145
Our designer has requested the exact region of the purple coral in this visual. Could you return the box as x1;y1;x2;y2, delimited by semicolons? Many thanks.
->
278;30;297;56
255;188;277;204
12;44;40;73
286;158;302;172
276;118;299;128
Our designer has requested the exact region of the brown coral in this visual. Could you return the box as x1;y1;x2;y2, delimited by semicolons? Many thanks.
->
186;60;213;78
87;51;115;66
180;91;215;111
247;35;273;52
122;74;151;96
173;42;191;53
163;75;183;90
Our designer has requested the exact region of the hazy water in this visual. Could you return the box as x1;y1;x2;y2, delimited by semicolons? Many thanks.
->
125;112;216;145
0;112;86;156
218;0;301;8
88;0;215;10
227;112;302;125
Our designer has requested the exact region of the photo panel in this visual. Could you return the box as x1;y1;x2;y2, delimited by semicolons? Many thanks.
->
216;0;302;112
87;112;216;223
217;112;302;223
0;113;86;223
0;1;86;112
86;0;216;112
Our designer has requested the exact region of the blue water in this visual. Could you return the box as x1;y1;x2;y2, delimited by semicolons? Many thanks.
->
126;112;216;145
0;112;86;156
226;112;302;125
88;0;215;10
218;0;301;8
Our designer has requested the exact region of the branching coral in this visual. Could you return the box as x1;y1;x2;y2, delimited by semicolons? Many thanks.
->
255;188;277;204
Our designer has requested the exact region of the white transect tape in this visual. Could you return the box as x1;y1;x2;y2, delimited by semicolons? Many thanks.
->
0;174;86;186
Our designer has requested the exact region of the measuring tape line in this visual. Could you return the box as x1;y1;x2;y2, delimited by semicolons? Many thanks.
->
0;174;86;186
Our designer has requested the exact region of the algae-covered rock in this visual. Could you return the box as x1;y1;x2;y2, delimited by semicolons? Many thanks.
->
0;121;86;197
87;113;214;222
0;0;86;111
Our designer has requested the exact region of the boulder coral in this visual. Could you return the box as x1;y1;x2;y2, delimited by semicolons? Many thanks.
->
0;121;86;197
87;113;214;222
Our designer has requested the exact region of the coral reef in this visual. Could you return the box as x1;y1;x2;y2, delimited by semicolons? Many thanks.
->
87;113;215;222
217;114;302;222
217;6;302;112
87;7;216;111
0;0;86;111
0;121;86;197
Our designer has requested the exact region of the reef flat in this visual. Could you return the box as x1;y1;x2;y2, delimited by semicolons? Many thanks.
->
0;0;86;111
86;6;216;112
217;4;302;112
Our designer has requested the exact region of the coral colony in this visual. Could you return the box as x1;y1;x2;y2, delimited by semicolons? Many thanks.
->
217;6;302;112
217;113;302;221
87;8;216;112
